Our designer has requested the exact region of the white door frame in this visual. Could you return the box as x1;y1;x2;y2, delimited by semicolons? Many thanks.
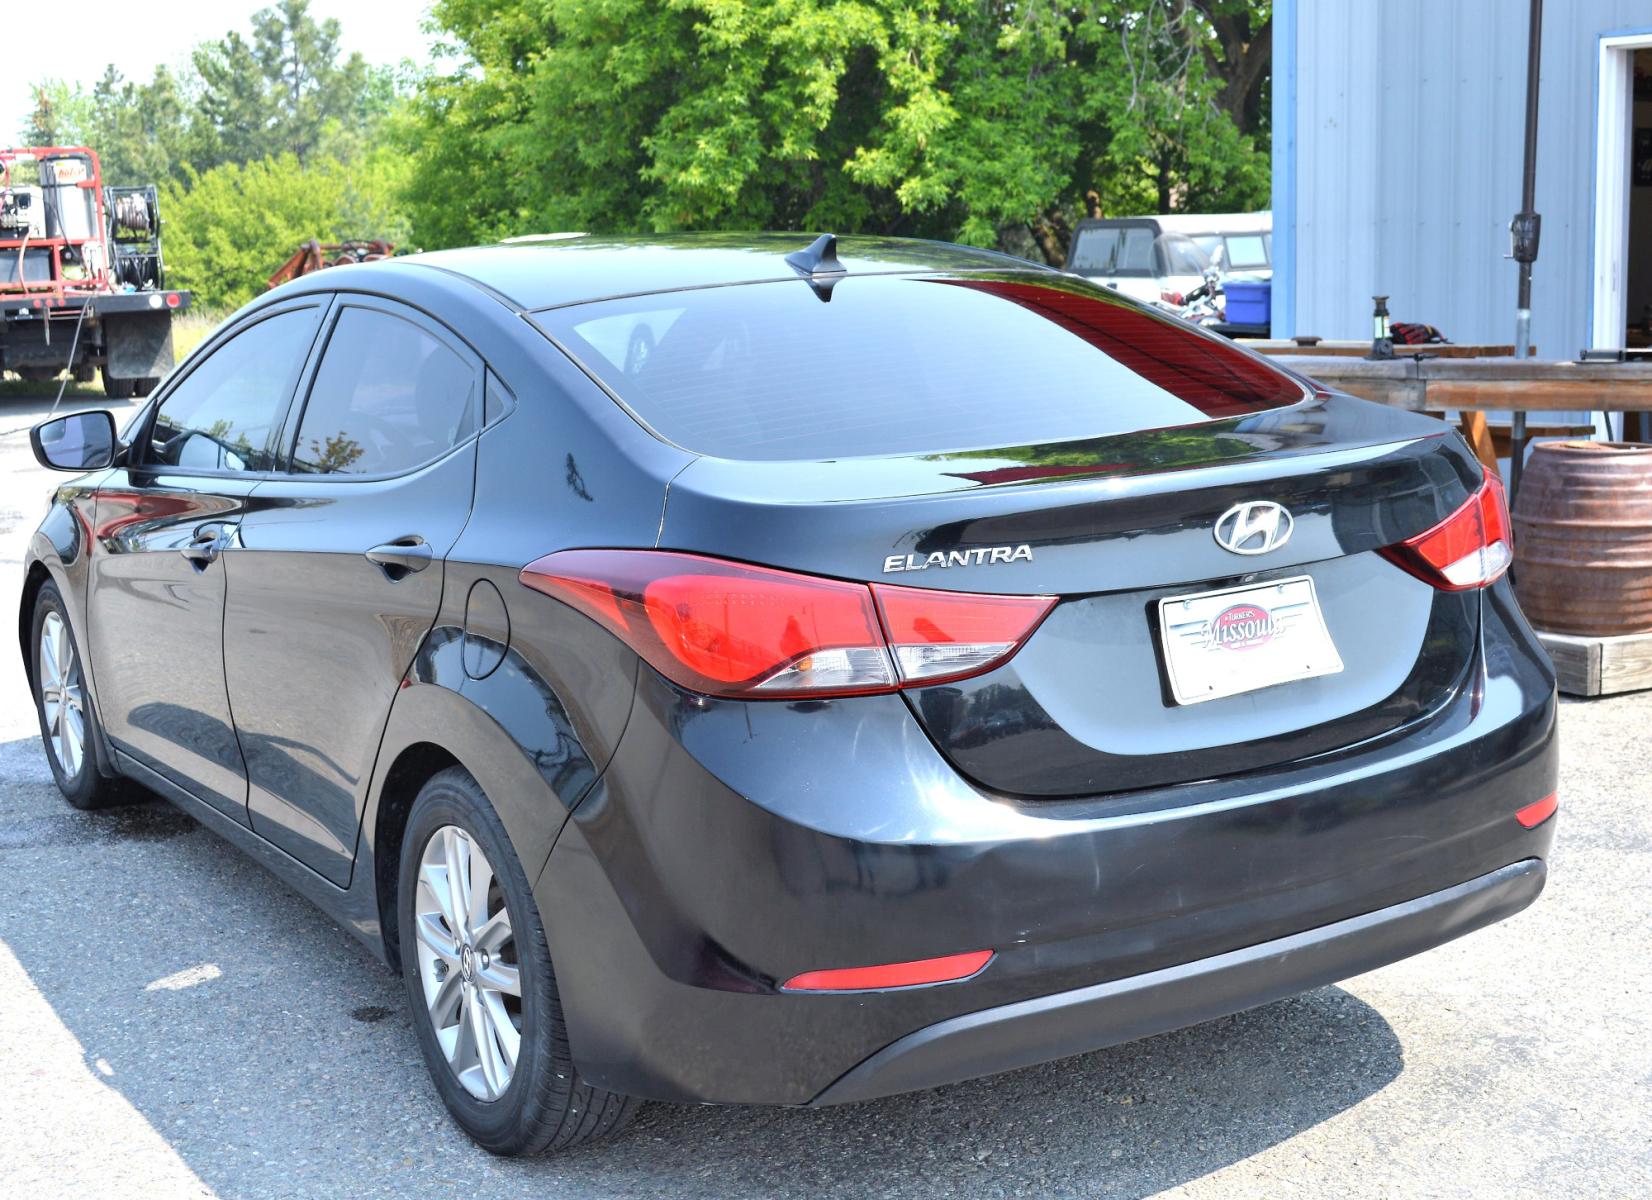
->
1591;32;1652;349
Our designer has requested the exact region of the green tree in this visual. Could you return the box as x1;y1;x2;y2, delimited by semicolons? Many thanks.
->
21;82;90;146
84;66;192;184
406;0;1272;263
161;151;411;310
190;0;375;167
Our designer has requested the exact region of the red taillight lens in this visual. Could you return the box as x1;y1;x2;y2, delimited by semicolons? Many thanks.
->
519;550;1053;699
781;950;994;992
873;584;1055;685
1378;474;1513;591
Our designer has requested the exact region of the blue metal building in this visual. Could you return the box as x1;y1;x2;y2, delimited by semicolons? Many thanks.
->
1272;0;1652;355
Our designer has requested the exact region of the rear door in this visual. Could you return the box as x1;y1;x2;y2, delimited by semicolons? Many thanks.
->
88;301;324;821
223;297;483;885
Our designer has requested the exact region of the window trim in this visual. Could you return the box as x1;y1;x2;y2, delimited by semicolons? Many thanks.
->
274;297;486;484
129;299;332;481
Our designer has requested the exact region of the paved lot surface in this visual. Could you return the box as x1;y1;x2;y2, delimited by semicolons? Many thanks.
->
1;391;1649;1199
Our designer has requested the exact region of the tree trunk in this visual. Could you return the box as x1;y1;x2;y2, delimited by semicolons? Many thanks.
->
1193;5;1273;137
1028;206;1074;267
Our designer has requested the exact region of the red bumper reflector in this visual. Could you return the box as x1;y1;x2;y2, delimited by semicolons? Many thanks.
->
1516;792;1558;829
781;950;993;993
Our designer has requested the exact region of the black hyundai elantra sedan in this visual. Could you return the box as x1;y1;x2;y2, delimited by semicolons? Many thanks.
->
21;234;1558;1156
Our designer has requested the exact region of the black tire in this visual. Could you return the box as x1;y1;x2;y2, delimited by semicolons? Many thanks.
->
398;766;640;1156
133;377;159;397
30;581;131;810
101;370;136;400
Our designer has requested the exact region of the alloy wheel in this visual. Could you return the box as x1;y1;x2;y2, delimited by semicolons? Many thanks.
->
413;825;522;1101
38;612;86;779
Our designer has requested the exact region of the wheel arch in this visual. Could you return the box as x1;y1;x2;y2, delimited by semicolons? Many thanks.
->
362;676;597;973
18;560;51;689
373;740;462;973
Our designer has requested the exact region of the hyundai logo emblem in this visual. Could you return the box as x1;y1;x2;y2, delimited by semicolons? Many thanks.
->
1214;501;1294;555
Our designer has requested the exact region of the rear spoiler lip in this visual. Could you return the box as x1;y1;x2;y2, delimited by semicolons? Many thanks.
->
667;395;1461;507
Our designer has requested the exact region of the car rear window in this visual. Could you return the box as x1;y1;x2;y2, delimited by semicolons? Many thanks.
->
534;273;1304;462
1067;226;1154;274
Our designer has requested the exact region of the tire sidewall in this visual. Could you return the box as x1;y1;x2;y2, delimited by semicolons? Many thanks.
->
31;582;99;804
397;771;548;1148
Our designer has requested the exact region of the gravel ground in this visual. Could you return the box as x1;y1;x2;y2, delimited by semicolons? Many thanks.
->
1;392;1649;1199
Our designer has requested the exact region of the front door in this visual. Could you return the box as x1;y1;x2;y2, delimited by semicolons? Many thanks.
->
89;302;326;820
223;299;483;885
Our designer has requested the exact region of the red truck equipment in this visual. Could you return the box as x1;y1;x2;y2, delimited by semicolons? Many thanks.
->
2;146;191;398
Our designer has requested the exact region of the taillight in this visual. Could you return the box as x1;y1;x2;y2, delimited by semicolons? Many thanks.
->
519;550;1054;699
873;584;1056;686
1378;474;1513;591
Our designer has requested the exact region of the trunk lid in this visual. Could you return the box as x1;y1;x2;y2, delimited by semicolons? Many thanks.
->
658;394;1485;796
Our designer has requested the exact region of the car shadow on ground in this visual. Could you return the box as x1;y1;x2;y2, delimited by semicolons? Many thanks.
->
0;734;1403;1200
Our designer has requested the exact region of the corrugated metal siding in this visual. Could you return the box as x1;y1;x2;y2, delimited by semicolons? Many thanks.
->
1286;0;1651;354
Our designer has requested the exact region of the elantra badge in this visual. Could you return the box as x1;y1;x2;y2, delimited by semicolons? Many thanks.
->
1214;501;1293;556
883;544;1034;573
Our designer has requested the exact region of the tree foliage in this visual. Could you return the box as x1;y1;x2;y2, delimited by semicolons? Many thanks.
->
21;1;414;310
160;149;412;311
189;0;391;169
19;0;1273;308
405;0;1271;262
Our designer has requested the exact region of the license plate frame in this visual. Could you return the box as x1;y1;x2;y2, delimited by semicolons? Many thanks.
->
1157;575;1344;706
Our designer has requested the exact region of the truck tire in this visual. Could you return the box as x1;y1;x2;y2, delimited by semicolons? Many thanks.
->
133;378;159;397
102;370;136;400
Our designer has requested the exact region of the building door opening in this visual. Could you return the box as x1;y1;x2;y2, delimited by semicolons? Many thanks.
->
1592;35;1652;353
1627;48;1652;350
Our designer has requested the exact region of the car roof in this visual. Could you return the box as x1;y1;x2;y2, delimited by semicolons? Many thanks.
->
395;233;1047;312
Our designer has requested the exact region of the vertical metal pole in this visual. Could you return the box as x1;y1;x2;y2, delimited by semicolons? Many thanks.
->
1509;0;1544;498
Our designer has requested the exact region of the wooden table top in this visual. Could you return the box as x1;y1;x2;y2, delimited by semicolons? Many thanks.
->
1243;340;1523;359
1280;356;1652;411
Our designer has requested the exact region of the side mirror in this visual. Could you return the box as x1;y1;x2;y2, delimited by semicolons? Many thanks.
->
31;410;117;472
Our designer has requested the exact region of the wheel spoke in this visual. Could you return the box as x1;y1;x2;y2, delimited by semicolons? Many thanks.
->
414;912;460;962
476;959;520;997
428;968;464;1027
479;989;520;1074
60;707;82;775
443;828;473;932
468;988;506;1097
466;852;494;940
452;987;479;1079
471;906;511;954
417;861;459;933
53;622;73;686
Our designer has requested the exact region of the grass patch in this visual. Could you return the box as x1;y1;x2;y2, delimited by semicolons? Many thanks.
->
172;309;226;362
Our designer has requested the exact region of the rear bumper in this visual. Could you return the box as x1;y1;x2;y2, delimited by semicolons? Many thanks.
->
812;859;1545;1105
533;580;1558;1106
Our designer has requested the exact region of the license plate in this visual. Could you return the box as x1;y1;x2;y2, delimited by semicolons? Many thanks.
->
1157;576;1344;705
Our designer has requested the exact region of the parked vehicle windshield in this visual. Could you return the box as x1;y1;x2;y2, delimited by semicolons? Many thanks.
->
536;273;1304;461
1067;226;1155;274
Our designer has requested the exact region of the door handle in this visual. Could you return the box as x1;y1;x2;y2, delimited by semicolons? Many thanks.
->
179;523;228;566
365;536;433;579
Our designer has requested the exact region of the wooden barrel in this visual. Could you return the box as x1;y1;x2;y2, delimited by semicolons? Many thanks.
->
1511;442;1652;636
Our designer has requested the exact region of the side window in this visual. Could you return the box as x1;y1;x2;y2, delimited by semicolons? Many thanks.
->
148;308;319;472
290;307;478;477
